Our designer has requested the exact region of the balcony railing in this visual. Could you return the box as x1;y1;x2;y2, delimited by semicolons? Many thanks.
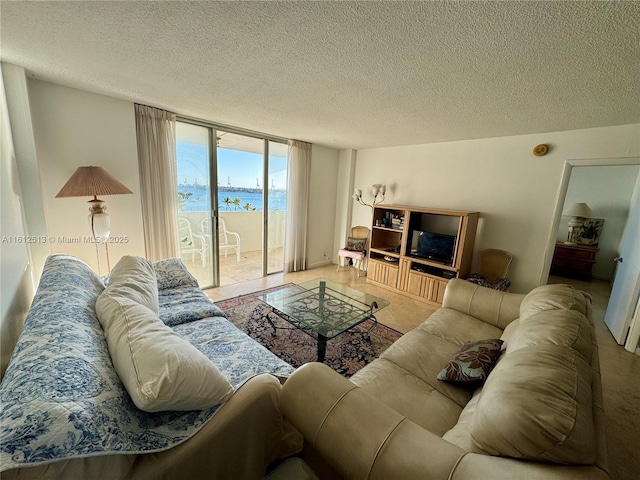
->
177;210;285;287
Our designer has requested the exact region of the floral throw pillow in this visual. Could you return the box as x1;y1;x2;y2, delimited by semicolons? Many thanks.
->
346;236;366;251
437;339;503;383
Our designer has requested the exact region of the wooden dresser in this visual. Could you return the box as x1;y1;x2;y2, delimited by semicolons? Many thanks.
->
550;242;599;281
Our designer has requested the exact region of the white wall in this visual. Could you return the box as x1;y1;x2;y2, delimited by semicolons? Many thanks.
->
556;165;639;280
2;63;50;280
1;70;35;376
350;124;640;293
28;80;145;273
26;79;340;275
332;149;356;258
307;144;340;268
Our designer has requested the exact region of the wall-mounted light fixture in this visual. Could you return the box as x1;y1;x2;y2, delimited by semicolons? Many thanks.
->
353;184;386;209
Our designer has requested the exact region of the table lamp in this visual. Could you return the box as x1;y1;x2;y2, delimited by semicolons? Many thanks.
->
563;202;593;244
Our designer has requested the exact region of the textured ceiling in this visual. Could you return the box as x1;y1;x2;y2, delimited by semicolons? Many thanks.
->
1;1;638;149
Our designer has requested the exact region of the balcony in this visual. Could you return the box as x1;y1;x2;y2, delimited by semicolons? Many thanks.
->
177;210;285;287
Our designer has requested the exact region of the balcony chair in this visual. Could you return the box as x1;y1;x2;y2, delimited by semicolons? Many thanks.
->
467;248;513;291
178;217;210;268
337;226;370;277
201;217;241;263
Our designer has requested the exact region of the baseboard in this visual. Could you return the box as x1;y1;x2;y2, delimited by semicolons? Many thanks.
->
308;259;332;269
592;273;613;282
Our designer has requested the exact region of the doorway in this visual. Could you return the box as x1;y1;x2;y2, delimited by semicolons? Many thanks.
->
545;157;640;351
175;121;288;288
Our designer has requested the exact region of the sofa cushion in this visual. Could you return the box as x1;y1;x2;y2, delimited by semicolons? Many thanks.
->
507;309;592;361
158;285;227;327
499;318;520;348
437;339;503;383
351;358;463;435
442;388;483;451
96;287;233;412
520;284;590;320
106;255;159;314
153;257;200;290
417;308;505;347
469;344;595;464
376;319;474;407
362;309;504;410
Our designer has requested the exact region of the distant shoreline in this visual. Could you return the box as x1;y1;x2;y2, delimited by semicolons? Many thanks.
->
178;185;287;212
179;185;285;193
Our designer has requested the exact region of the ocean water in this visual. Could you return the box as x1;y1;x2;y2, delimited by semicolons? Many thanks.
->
178;186;286;212
176;140;287;212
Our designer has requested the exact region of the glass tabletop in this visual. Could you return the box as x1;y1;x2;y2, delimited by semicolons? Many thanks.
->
258;279;389;339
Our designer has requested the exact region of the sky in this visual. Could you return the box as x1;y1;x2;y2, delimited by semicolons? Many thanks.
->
177;141;287;189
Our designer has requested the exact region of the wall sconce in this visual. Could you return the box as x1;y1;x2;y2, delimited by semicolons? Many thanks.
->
563;202;593;244
353;184;386;209
56;166;133;273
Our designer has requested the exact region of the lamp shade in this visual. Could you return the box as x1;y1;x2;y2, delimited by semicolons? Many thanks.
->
563;202;593;218
55;166;133;198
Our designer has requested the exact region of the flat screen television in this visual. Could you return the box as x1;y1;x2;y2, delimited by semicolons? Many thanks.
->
410;231;456;265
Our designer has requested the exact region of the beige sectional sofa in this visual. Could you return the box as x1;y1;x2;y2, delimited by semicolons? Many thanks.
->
281;279;609;479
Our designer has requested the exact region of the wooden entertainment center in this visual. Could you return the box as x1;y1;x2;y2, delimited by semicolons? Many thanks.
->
367;205;479;306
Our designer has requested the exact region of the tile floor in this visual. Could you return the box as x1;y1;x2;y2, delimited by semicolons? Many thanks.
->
205;266;639;479
205;263;438;333
181;248;284;288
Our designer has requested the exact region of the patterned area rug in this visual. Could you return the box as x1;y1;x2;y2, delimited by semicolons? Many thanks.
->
216;284;402;377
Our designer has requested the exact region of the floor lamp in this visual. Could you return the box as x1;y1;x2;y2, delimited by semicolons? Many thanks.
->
55;166;133;274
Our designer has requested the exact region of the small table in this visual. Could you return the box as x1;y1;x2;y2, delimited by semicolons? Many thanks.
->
258;279;389;362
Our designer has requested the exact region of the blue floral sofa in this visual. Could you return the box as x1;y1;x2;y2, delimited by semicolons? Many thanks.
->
0;254;301;479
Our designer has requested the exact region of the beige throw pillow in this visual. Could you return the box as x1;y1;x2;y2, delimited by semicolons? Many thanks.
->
96;256;233;412
105;255;159;314
96;293;233;412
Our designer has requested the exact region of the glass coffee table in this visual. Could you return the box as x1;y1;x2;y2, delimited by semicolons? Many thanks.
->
258;279;389;362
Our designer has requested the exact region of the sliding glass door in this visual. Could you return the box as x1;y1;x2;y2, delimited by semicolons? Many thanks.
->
176;120;287;288
216;132;264;285
176;122;214;287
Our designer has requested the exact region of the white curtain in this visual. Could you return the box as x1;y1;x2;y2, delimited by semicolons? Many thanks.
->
284;140;311;273
134;104;179;261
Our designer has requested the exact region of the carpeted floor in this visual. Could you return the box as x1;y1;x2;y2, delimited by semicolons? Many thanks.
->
216;284;402;377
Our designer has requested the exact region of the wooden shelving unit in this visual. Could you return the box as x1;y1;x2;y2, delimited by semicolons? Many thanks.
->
367;204;479;306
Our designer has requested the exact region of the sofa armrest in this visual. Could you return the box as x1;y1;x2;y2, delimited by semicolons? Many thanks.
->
442;279;525;329
2;374;303;480
130;373;302;479
281;363;464;480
